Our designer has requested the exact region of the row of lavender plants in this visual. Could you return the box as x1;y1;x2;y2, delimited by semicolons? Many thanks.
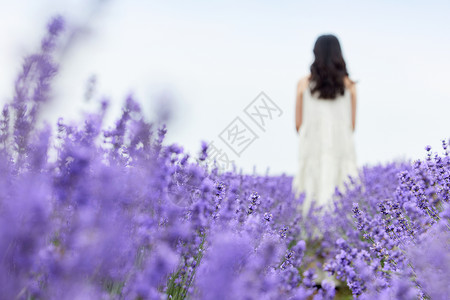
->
1;17;449;300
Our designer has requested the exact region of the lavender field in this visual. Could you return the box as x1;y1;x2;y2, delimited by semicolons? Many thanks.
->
1;17;449;300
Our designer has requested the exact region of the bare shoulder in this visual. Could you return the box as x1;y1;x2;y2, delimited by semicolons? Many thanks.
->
344;76;356;89
344;76;356;100
297;74;311;93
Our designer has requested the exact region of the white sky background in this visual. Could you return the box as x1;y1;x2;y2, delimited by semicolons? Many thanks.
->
0;0;449;175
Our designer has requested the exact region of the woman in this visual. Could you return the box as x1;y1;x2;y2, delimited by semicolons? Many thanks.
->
292;34;358;215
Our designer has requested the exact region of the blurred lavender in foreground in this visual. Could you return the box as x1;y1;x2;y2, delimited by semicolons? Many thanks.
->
0;15;450;300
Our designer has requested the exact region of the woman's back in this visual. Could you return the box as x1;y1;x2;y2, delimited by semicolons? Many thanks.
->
301;81;354;158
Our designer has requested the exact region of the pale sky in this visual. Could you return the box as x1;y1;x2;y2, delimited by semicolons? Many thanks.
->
1;0;449;175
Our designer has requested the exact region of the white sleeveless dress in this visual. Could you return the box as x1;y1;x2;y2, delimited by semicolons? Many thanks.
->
292;82;358;214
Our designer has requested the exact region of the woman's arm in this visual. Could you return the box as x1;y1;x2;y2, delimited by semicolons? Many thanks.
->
349;82;357;131
295;79;304;133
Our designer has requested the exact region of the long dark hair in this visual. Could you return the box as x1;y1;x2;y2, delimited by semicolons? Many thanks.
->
309;34;352;99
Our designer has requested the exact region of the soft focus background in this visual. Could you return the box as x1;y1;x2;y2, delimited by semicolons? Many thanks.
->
1;0;449;175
